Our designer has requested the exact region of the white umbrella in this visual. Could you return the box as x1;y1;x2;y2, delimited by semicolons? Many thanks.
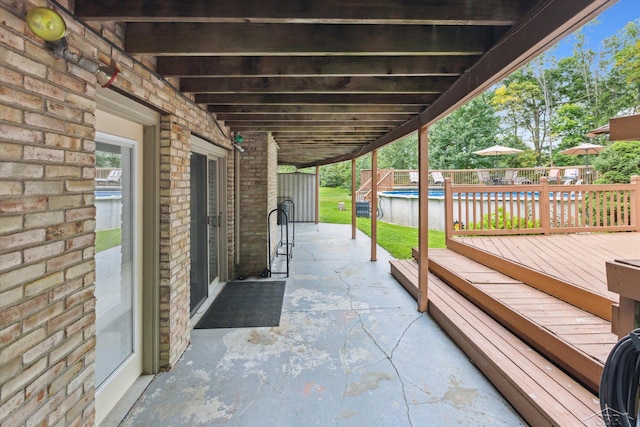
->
560;142;605;184
560;142;605;156
473;145;524;167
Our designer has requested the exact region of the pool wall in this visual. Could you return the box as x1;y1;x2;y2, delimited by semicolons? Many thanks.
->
378;192;446;230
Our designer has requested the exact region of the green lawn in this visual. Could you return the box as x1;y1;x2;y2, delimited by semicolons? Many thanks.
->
319;187;445;259
95;228;122;253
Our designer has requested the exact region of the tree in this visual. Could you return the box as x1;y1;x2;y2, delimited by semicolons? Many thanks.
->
378;133;418;170
428;94;501;169
492;58;559;165
593;141;640;184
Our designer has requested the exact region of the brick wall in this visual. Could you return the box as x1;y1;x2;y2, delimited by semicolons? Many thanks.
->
237;132;279;276
0;1;240;425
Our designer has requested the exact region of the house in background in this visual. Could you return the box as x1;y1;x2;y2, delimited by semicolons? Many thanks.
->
0;1;614;425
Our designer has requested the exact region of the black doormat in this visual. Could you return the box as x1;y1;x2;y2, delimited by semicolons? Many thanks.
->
195;281;286;329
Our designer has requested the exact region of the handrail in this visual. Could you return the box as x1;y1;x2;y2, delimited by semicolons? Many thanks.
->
356;169;395;202
361;166;598;188
444;175;640;239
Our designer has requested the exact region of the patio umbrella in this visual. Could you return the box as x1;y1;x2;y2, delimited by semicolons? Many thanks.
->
560;142;605;184
472;144;524;167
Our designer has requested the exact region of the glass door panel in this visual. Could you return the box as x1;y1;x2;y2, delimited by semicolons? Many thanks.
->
94;141;134;387
190;152;208;314
208;159;219;283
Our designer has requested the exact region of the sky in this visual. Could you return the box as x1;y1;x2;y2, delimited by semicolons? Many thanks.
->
551;0;639;59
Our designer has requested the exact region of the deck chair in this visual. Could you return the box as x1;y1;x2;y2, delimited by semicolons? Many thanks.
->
562;168;579;183
500;170;518;184
409;171;419;185
431;171;445;186
476;170;492;185
96;169;122;186
547;168;560;184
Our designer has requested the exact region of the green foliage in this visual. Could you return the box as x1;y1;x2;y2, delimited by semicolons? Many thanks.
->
95;151;121;168
320;156;370;189
429;94;501;169
593;141;640;184
95;228;121;253
475;207;539;230
378;133;418;170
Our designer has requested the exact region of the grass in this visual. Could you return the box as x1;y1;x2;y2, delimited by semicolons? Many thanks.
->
95;228;121;253
319;186;445;259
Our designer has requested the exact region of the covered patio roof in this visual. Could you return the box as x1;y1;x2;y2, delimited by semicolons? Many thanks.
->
76;0;612;168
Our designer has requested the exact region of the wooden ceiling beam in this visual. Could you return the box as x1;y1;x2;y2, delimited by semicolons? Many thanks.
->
157;55;477;77
126;23;505;56
196;94;438;105
232;126;392;132
218;113;413;122
76;0;533;24
229;121;398;128
209;105;422;114
182;76;456;94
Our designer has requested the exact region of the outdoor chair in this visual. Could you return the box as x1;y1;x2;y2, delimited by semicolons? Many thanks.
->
96;169;122;186
562;168;579;183
409;171;419;185
500;170;518;184
476;170;492;185
431;171;445;186
547;168;560;183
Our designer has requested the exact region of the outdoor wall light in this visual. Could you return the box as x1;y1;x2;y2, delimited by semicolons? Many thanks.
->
26;7;119;88
233;132;244;144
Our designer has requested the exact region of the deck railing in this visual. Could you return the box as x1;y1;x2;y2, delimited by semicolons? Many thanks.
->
360;166;598;189
444;176;640;238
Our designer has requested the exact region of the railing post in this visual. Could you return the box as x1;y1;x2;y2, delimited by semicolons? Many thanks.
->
444;178;454;241
631;175;640;231
539;176;550;235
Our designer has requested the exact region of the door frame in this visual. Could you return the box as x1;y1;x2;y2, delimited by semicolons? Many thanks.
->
95;89;160;425
190;135;229;292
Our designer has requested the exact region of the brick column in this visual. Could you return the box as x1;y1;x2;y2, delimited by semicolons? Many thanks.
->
158;117;191;368
237;132;278;276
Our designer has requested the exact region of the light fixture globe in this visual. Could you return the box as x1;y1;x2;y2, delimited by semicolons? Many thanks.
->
26;7;67;42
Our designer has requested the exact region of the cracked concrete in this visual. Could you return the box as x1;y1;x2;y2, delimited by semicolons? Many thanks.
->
116;223;525;427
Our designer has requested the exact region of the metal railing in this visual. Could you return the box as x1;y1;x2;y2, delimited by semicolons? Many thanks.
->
444;176;640;238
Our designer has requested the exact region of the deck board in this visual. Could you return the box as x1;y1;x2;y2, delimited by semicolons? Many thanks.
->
427;248;617;391
456;233;639;299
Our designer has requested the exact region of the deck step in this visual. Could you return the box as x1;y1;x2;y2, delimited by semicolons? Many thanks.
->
390;259;602;426
426;248;616;392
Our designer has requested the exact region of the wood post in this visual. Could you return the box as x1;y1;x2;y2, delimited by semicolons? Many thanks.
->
539;176;550;235
315;166;320;224
352;158;356;239
631;175;639;231
418;125;429;312
371;150;378;261
444;178;454;241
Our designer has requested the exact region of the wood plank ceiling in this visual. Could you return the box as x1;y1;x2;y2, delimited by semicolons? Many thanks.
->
75;0;611;168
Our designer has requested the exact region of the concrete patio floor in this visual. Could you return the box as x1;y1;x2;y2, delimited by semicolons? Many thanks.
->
114;223;525;426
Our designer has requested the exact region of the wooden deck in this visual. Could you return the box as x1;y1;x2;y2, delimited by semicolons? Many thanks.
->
455;233;639;300
390;260;602;426
389;232;639;425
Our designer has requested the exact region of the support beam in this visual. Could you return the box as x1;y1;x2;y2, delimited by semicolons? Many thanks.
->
197;93;438;105
158;55;476;77
126;23;501;56
418;124;429;312
76;0;530;25
315;166;320;224
371;150;378;262
352;159;357;240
